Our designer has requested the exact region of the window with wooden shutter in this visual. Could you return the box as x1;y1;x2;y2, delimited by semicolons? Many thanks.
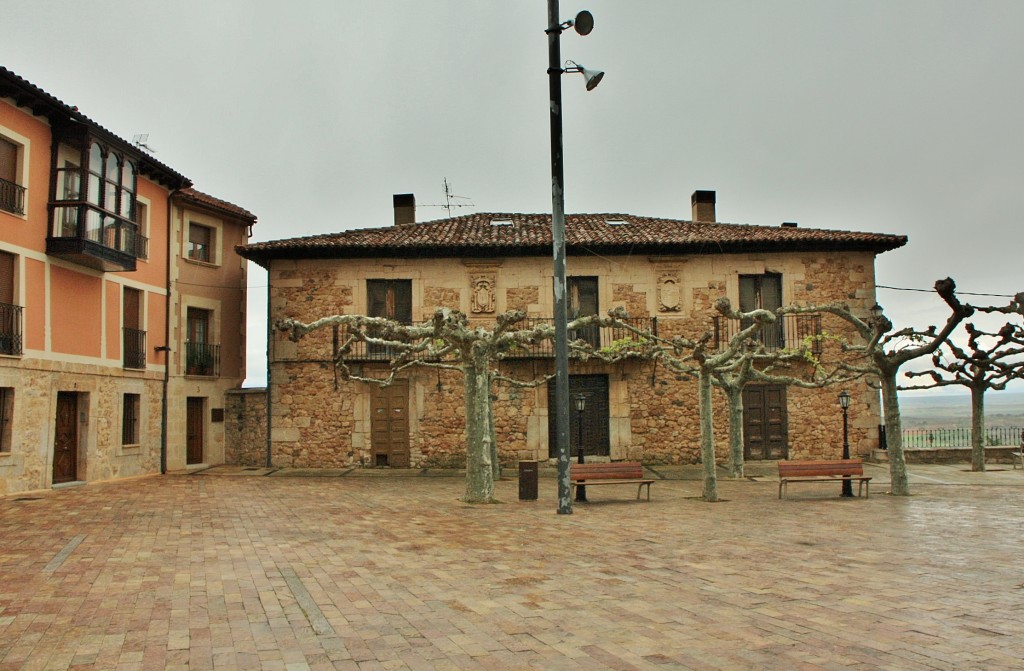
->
367;280;412;322
739;273;784;348
188;223;213;262
0;138;16;184
568;276;599;347
0;137;25;215
122;287;146;368
0;251;14;305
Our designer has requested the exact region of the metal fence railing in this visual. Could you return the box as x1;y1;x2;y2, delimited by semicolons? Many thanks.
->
902;427;1024;449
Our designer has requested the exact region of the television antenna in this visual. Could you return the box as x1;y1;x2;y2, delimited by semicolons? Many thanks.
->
420;178;474;216
131;133;157;154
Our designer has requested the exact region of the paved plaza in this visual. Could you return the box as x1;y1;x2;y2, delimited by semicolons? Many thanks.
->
1;462;1023;670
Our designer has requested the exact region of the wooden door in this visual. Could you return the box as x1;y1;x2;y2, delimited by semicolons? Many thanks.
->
548;375;610;458
370;382;409;467
186;397;204;464
743;385;788;460
53;392;78;484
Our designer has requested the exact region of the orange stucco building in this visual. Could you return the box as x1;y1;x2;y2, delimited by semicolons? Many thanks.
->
0;66;255;496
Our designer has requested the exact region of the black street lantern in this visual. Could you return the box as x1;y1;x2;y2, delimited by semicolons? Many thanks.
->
838;390;853;497
574;393;587;502
547;0;604;514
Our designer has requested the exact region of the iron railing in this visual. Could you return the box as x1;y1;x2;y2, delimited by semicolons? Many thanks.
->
185;341;220;377
0;302;23;355
123;328;147;369
902;427;1024;449
337;317;658;362
713;314;822;354
0;177;25;215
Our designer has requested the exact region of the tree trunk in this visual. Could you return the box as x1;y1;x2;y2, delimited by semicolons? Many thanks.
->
698;368;718;502
880;372;910;496
463;364;496;503
970;384;986;472
488;375;501;481
725;385;745;478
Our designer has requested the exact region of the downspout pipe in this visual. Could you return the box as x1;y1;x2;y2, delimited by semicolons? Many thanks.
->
265;275;272;468
161;185;186;474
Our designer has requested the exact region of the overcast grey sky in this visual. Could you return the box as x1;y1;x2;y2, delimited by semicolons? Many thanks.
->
4;0;1022;392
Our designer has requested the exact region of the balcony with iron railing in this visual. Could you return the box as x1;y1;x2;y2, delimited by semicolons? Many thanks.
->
47;204;147;272
185;341;221;377
336;317;659;362
123;327;147;369
0;302;23;356
712;314;822;354
0;177;26;216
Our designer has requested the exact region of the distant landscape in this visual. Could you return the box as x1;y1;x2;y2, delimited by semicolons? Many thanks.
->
899;391;1024;429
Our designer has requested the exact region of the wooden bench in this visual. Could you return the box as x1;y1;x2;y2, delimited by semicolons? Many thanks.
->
570;462;655;501
778;459;871;499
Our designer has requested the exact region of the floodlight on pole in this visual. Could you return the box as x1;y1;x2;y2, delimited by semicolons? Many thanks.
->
564;60;605;91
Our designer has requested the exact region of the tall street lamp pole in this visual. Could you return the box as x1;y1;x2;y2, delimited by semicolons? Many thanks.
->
546;0;603;514
839;389;853;497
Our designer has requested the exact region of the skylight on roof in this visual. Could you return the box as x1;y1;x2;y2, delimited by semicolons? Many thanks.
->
605;219;628;226
490;218;513;227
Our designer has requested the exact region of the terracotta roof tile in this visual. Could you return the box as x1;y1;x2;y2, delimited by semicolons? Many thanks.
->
179;188;256;223
1;66;191;188
238;212;907;268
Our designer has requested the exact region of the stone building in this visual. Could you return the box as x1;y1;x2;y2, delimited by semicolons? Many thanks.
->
237;191;906;469
0;66;254;495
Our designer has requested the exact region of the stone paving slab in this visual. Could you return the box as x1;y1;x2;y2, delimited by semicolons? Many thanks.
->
1;466;1022;670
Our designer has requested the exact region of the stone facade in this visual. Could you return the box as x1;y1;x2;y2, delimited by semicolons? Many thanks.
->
253;249;882;469
225;387;268;466
0;360;163;496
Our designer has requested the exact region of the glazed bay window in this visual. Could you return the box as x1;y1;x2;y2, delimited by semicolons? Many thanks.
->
47;140;146;271
0;136;25;215
121;393;140;446
188;223;213;262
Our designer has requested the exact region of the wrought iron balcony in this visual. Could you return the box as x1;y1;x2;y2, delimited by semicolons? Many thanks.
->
335;317;659;362
712;314;822;354
0;177;25;215
185;341;220;377
123;328;147;369
47;204;147;272
0;302;23;356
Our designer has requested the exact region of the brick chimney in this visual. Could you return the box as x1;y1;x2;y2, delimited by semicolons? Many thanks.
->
691;190;716;223
393;193;415;226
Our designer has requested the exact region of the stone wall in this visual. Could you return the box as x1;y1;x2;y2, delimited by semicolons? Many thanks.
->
225;387;268;466
250;250;885;469
0;358;163;496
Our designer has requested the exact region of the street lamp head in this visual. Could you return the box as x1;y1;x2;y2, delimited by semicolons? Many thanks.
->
870;303;885;320
573;10;594;36
574;393;587;412
838;389;851;410
564;60;605;90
